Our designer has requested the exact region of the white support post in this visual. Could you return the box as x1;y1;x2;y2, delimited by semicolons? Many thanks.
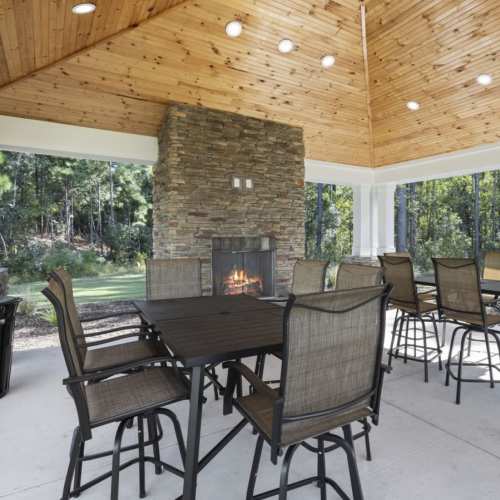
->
374;183;396;255
352;183;396;258
352;185;373;257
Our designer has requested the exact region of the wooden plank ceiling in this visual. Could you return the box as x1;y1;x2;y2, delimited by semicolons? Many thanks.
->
0;0;499;167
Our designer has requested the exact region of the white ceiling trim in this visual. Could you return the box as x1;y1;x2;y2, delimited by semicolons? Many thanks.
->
0;115;498;183
0;115;157;164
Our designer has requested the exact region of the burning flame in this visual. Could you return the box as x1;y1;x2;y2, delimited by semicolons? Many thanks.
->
224;266;263;295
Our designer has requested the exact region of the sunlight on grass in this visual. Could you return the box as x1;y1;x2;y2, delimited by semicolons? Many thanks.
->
10;273;146;307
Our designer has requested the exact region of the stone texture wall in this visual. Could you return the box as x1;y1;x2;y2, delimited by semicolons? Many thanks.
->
154;103;305;295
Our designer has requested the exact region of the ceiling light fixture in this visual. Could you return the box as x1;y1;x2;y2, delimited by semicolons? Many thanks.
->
72;2;96;14
278;39;295;54
477;74;493;86
321;54;336;69
407;101;420;111
225;20;243;38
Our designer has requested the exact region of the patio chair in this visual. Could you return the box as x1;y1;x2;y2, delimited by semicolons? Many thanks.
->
335;262;383;290
379;255;443;382
432;258;500;404
224;285;391;500
145;258;222;399
255;259;329;386
146;258;202;300
43;275;188;500
51;269;170;375
484;250;500;281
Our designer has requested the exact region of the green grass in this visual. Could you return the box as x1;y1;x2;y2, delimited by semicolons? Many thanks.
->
10;273;146;307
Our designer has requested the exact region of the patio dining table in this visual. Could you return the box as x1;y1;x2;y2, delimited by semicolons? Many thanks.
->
415;274;500;295
134;294;284;500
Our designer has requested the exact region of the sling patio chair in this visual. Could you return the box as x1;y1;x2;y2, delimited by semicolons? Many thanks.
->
483;250;500;311
335;262;383;291
50;268;170;376
43;274;189;500
224;285;391;500
433;257;500;404
255;259;329;388
379;255;443;382
384;251;411;258
145;257;222;399
146;257;202;300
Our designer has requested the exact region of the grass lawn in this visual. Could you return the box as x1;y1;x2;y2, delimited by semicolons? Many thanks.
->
10;273;146;307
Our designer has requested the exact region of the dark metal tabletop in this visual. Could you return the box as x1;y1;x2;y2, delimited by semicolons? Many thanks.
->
415;274;500;295
134;294;283;368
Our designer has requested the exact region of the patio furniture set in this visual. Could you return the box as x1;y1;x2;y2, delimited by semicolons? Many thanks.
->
40;253;500;500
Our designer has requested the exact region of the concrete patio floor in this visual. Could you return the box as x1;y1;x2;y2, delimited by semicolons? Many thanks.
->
1;312;500;500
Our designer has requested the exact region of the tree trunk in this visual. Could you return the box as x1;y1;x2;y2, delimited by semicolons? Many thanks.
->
97;181;103;254
396;185;407;251
408;183;417;254
109;162;115;227
473;173;481;260
315;183;324;256
492;171;498;242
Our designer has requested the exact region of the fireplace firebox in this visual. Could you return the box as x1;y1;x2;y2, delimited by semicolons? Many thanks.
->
212;237;276;296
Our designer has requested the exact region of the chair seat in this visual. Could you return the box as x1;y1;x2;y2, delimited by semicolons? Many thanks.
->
87;367;187;426
238;390;371;447
444;311;500;327
84;339;169;372
392;299;437;314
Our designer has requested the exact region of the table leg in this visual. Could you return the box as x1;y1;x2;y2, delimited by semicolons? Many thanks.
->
181;365;204;500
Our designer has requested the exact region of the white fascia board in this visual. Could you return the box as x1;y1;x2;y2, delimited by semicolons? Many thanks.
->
0;115;158;165
374;142;500;185
304;159;374;186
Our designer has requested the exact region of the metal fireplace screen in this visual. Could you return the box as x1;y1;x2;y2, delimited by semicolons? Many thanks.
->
212;237;276;297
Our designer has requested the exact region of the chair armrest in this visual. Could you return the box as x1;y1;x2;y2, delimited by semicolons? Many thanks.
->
85;331;151;347
371;363;391;424
223;361;276;415
81;324;155;338
63;354;175;385
80;308;141;323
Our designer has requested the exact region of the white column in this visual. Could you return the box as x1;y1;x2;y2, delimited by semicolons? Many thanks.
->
352;184;373;257
352;183;396;258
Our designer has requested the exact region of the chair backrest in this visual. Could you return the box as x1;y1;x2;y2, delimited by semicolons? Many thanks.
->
335;263;383;290
432;258;484;322
378;255;418;309
484;250;500;281
42;276;91;437
384;251;411;258
291;259;329;295
278;286;389;443
146;258;202;300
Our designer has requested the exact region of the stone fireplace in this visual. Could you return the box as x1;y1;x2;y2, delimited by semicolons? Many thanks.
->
153;103;305;296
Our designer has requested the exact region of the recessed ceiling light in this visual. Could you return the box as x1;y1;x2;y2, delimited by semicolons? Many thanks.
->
278;39;295;54
407;101;420;111
321;54;336;69
477;74;493;86
225;20;243;38
71;3;96;14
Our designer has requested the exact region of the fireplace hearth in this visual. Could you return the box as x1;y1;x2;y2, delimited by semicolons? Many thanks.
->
212;237;276;297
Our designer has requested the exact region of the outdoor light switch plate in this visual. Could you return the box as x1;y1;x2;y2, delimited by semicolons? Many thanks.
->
232;176;242;189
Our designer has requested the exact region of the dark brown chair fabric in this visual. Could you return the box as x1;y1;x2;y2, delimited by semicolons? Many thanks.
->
291;259;329;295
335;263;383;291
384;251;411;258
146;258;202;300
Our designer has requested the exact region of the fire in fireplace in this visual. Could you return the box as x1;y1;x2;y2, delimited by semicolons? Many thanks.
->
212;237;275;297
224;267;263;296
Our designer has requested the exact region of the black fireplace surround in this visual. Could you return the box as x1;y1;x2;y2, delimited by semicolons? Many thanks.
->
212;237;276;297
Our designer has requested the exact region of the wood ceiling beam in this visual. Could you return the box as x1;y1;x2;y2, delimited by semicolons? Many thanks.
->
0;0;190;93
360;0;374;167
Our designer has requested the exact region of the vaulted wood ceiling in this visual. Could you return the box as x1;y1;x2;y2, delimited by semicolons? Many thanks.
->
0;0;499;167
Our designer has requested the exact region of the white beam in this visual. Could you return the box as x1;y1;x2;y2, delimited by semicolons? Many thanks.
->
0;115;158;164
305;159;374;186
